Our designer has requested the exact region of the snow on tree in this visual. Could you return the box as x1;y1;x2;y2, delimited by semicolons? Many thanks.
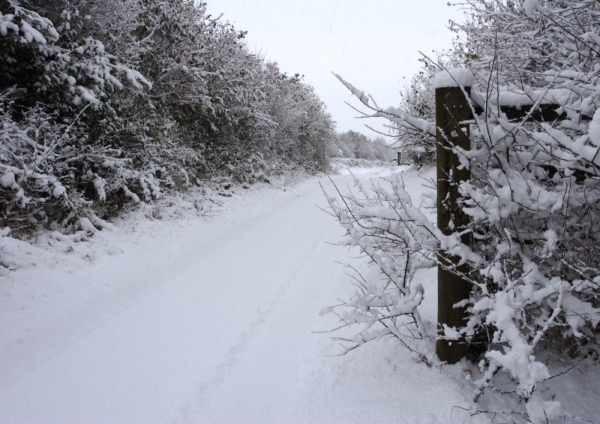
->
394;67;437;166
326;1;600;421
0;0;336;236
328;131;394;162
0;1;152;234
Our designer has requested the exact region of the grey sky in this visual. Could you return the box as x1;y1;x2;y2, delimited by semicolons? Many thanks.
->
206;1;464;137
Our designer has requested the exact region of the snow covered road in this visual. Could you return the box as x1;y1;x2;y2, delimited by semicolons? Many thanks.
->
0;168;482;423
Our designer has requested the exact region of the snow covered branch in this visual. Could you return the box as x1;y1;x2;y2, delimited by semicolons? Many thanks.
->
333;73;436;137
329;1;600;420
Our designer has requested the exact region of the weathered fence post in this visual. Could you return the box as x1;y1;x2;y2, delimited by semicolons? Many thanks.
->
434;70;473;364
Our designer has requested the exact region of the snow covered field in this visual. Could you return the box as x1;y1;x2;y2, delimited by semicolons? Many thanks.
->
0;165;597;423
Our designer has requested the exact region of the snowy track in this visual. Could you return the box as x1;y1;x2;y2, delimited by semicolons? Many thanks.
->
0;168;481;423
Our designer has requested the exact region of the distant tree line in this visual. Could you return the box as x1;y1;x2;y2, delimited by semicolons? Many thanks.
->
327;130;394;162
0;0;336;236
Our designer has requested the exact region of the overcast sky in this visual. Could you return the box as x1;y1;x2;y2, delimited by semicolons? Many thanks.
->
206;1;464;138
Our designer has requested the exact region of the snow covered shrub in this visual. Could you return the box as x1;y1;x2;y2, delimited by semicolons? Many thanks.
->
0;1;156;234
328;0;600;420
0;91;161;235
0;100;71;234
0;1;150;120
322;173;439;363
454;0;600;409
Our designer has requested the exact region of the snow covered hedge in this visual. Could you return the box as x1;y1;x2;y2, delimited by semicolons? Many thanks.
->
0;0;335;236
327;1;600;421
0;3;154;234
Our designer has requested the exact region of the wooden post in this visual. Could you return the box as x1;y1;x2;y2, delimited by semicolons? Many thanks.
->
435;85;472;364
397;151;401;166
431;73;591;364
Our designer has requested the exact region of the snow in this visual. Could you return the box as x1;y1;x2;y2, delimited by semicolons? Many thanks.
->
589;108;600;147
0;165;597;423
93;176;106;201
523;0;544;18
19;20;47;44
432;68;474;89
0;18;19;36
0;171;17;189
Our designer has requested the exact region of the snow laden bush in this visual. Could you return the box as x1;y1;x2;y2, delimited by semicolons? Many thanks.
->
0;0;336;237
0;100;71;234
322;174;439;363
0;2;156;233
326;0;600;421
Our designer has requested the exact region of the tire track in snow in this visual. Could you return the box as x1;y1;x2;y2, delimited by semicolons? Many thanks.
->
178;176;365;423
187;232;325;404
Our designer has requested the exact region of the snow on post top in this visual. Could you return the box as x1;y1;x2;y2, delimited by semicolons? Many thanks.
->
432;68;474;89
